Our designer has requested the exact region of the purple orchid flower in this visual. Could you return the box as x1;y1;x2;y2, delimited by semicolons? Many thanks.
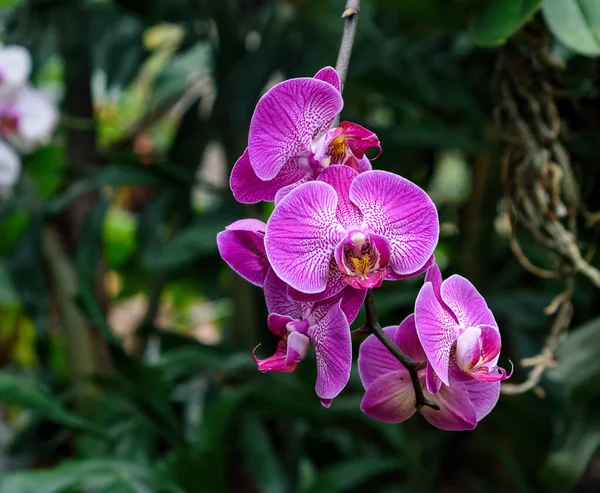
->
414;264;512;389
216;218;270;287
264;165;438;301
230;66;381;204
358;314;501;430
254;270;366;407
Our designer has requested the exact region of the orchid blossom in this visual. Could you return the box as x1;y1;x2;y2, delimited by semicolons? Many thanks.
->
264;165;438;301
358;313;501;430
230;67;381;204
255;270;365;407
414;264;512;389
0;86;58;152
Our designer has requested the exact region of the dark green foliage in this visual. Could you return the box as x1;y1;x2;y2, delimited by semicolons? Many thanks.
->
0;0;599;492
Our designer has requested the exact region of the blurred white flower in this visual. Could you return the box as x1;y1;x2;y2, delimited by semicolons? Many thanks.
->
0;86;58;152
0;138;20;188
0;45;32;94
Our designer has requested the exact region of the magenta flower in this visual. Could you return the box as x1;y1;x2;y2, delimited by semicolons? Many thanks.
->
230;66;381;204
358;314;500;430
216;218;270;287
254;270;365;407
414;264;511;388
264;165;438;301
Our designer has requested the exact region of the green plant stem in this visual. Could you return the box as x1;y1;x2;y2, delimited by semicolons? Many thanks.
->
363;290;439;411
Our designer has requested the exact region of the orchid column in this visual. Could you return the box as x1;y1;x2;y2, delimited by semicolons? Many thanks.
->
217;0;510;430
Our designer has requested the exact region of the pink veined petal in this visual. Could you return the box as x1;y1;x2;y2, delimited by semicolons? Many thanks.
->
414;282;459;386
216;221;269;287
426;363;443;395
385;254;435;281
230;149;309;204
267;313;295;339
360;370;417;423
264;270;302;320
249;78;343;180
440;275;497;329
265;181;343;293
286;261;348;303
339;121;381;160
274;181;303;206
311;300;352;401
394;314;427;362
463;379;501;422
356;155;372;173
419;380;478;431
0;138;20;187
313;66;341;92
358;326;401;388
225;218;266;234
286;331;310;366
424;262;443;298
350;170;439;276
338;285;367;324
253;340;297;373
317;165;362;228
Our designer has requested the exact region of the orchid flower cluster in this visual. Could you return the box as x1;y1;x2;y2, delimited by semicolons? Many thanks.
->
217;67;510;430
0;45;58;189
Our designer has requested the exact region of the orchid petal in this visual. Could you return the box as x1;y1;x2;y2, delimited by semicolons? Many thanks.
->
478;324;502;365
357;155;372;173
463;379;501;421
265;181;343;293
317;165;362;228
338;286;367;324
264;270;302;321
350;170;439;276
286;262;348;303
313;66;341;92
267;313;295;339
415;282;459;386
426;363;442;394
4;87;57;152
339;121;381;160
419;380;478;431
394;314;427;361
470;363;513;382
360;370;416;423
455;326;483;372
286;331;310;366
230;149;309;204
249;78;343;180
253;341;297;373
216;220;269;287
0;138;20;187
311;300;352;400
0;46;31;92
440;275;497;329
358;326;401;388
385;254;435;281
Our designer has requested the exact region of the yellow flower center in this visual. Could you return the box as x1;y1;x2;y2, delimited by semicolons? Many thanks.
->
350;254;370;277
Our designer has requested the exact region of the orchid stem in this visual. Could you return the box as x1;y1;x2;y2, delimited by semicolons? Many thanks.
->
363;289;440;411
335;0;360;93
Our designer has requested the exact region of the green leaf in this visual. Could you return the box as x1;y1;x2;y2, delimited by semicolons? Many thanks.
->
24;146;66;199
0;459;180;493
547;316;600;396
0;0;22;9
302;458;399;493
0;372;101;436
543;0;600;56
103;206;138;268
469;0;543;46
152;218;232;272
240;418;289;493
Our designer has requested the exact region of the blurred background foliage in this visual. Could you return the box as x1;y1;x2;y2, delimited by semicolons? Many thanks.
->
0;0;599;491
